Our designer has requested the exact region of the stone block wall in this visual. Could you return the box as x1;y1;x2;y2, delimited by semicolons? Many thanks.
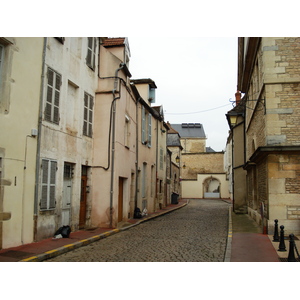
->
267;154;300;234
181;152;225;180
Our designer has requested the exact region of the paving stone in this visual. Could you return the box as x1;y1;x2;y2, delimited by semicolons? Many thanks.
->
46;199;230;262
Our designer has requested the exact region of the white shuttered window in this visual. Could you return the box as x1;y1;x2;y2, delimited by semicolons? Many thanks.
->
86;37;96;70
41;159;57;210
44;67;61;124
83;92;93;137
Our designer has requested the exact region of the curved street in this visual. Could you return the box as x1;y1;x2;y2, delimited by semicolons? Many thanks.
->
46;199;230;262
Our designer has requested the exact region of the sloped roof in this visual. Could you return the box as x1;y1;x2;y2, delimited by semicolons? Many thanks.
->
206;146;215;152
167;122;179;135
130;78;157;89
171;123;206;138
102;38;125;47
167;134;182;147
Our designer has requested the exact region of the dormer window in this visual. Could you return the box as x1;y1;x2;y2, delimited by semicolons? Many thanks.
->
86;37;97;70
149;87;155;103
141;106;152;147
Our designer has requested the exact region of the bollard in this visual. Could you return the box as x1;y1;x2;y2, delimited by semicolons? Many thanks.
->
278;225;287;252
288;234;297;262
273;219;279;242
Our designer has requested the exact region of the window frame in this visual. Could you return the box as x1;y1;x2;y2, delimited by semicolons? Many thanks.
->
86;37;96;70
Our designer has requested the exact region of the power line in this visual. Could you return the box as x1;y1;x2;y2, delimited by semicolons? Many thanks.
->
165;103;231;115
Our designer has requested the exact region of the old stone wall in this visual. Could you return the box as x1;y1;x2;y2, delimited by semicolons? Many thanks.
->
182;152;225;180
246;104;266;160
181;138;206;153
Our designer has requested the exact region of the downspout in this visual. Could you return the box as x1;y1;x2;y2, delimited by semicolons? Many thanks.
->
33;37;47;241
109;63;126;228
231;129;235;212
155;119;159;211
135;97;140;210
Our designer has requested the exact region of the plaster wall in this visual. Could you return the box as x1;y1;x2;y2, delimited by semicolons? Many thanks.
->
36;38;98;240
182;174;229;199
91;43;137;228
0;37;43;248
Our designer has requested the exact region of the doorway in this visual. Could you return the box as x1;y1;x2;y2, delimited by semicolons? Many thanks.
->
79;166;88;228
62;163;73;226
118;177;124;223
203;176;221;198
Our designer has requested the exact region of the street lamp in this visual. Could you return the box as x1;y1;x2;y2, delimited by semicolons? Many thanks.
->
175;155;180;164
226;111;239;128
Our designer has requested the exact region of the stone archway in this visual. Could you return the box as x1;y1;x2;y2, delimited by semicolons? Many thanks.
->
203;176;221;198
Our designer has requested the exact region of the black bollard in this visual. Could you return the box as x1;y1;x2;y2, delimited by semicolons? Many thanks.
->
278;225;287;252
288;234;297;262
273;219;279;242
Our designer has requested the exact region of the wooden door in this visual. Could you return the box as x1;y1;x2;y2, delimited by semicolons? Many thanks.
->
79;175;87;228
118;178;123;222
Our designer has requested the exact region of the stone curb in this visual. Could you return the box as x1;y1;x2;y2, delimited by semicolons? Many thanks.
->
224;206;232;262
20;202;188;262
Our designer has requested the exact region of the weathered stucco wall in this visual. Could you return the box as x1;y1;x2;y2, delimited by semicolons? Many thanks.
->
0;38;43;248
182;174;229;199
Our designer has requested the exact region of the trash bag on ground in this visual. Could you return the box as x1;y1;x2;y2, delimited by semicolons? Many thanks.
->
53;225;71;238
134;207;142;219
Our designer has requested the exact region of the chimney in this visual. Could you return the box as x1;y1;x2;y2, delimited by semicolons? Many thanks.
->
235;90;241;105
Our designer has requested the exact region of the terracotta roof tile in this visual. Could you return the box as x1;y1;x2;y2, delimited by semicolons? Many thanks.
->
102;38;125;47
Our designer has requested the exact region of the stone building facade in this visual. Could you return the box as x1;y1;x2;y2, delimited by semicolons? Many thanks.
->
237;37;300;234
0;37;171;249
172;123;229;199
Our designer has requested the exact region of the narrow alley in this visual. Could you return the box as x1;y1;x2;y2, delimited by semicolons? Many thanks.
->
45;199;230;262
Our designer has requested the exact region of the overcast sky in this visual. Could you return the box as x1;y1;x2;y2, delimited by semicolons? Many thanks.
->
128;37;237;151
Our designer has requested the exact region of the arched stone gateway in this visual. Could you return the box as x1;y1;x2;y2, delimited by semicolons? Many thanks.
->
203;176;221;198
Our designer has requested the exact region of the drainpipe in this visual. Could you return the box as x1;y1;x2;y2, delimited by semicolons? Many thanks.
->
135;97;140;210
155;119;159;211
109;63;126;228
33;37;47;241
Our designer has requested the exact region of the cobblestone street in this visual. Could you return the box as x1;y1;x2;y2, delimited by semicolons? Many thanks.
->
46;199;230;262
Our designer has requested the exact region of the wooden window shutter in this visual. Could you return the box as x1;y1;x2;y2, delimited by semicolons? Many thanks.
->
40;159;57;210
45;68;54;121
45;68;61;124
41;159;49;210
53;73;61;124
83;92;93;137
148;113;152;147
49;161;57;209
88;96;93;137
86;37;93;68
92;38;96;69
83;93;88;136
141;106;146;143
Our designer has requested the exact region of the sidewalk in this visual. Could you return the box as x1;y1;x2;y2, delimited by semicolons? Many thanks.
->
226;208;299;262
0;199;188;262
